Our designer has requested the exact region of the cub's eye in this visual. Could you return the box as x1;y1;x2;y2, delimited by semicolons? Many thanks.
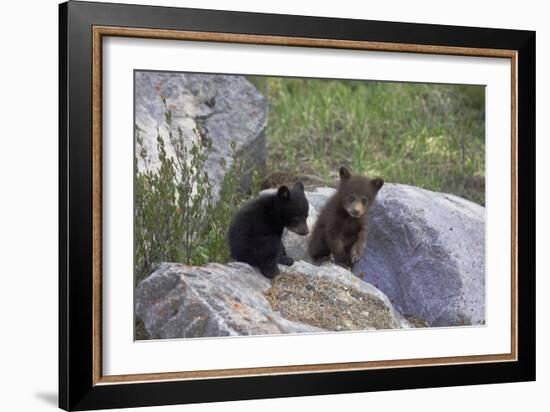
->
361;197;368;205
348;195;355;202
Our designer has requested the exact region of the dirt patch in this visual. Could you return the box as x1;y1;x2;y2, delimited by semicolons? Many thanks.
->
265;271;394;331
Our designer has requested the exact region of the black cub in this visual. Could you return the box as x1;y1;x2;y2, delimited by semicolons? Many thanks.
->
228;182;309;278
308;167;383;268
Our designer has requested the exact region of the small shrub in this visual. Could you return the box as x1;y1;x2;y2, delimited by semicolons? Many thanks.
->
134;99;260;284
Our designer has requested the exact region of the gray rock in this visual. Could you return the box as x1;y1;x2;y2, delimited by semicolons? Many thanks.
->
271;261;411;331
356;184;485;327
135;71;267;198
135;260;410;339
282;187;337;263
284;185;485;327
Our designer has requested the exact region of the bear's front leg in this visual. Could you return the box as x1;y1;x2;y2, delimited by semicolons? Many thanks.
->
259;262;280;279
327;236;351;268
350;228;367;265
278;244;294;266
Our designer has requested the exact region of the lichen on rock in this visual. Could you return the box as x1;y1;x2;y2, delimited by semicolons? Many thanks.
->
135;260;409;340
266;271;394;331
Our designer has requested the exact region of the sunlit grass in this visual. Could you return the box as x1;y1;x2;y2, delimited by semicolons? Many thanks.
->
248;77;485;204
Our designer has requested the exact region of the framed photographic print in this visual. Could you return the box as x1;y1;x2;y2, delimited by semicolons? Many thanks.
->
59;1;535;410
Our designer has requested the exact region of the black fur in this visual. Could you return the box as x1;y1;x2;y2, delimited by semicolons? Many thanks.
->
228;182;309;278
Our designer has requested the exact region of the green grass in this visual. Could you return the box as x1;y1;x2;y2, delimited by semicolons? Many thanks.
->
248;77;485;205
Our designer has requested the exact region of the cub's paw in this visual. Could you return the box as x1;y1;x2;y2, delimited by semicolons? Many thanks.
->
311;255;331;266
260;264;280;279
279;255;294;266
350;245;364;265
334;256;352;270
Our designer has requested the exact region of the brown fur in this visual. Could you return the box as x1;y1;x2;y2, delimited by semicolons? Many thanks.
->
308;167;383;268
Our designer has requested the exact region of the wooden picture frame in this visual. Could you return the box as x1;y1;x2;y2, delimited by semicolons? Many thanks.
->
59;1;535;410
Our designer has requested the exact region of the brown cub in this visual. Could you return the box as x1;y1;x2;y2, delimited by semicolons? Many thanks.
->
308;167;383;268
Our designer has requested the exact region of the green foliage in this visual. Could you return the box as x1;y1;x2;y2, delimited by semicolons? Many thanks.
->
203;141;262;265
248;77;485;204
134;100;260;284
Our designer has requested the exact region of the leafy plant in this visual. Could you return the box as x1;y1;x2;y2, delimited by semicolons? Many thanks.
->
134;98;260;284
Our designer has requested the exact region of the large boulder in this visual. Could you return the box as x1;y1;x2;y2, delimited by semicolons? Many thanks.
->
356;184;485;327
135;71;267;198
283;185;485;327
135;261;410;339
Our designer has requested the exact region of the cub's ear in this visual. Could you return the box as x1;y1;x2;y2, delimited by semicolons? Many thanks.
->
277;185;290;200
292;181;305;192
371;178;384;191
339;166;352;181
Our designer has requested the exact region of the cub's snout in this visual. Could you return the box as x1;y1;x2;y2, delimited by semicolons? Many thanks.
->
288;221;309;236
344;199;366;218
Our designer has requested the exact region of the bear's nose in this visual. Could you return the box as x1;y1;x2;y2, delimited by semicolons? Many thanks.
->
297;224;309;235
289;222;309;236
